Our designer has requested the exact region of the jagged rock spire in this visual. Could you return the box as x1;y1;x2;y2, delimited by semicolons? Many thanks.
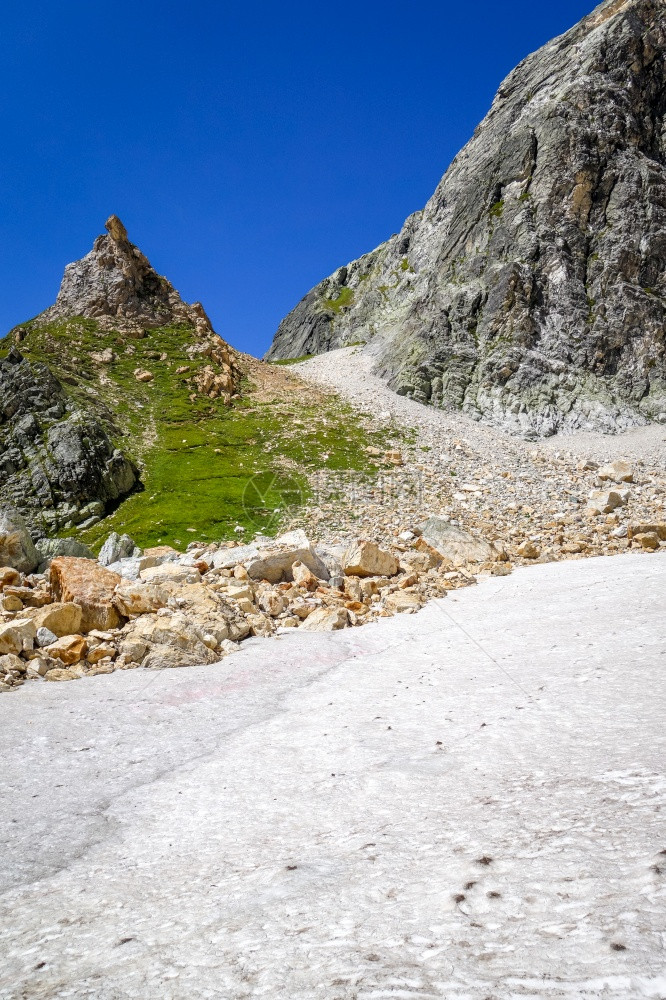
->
105;214;128;242
36;217;218;339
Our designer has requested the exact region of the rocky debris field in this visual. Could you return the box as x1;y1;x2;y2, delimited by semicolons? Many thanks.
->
285;347;666;560
0;425;664;694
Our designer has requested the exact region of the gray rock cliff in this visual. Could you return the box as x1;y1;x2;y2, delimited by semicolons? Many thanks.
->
0;348;137;536
267;0;666;436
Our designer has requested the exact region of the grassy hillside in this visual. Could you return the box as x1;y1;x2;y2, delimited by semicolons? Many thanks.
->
1;319;395;549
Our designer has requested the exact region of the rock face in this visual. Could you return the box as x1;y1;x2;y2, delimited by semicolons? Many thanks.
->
37;215;218;338
266;0;666;437
0;349;137;535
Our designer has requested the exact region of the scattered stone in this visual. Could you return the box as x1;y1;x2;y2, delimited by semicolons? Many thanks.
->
587;490;626;515
36;627;58;648
0;567;22;590
2;594;23;612
299;607;349;631
418;517;495;565
0;620;36;655
98;532;138;567
628;523;666;541
113;582;169;617
140;563;201;586
384;591;422;614
291;560;318;590
517;540;540;559
632;532;660;551
597;460;634;484
46;634;88;666
43;667;79;682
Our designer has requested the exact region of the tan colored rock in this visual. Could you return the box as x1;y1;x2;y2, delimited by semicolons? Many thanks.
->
587;489;626;515
24;602;83;637
47;634;88;666
25;658;51;678
632;532;660;551
343;540;399;578
113;582;169;617
628;522;666;541
290;598;314;620
0;568;21;590
87;643;117;663
517;540;541;559
3;585;52;608
292;560;318;590
0;619;36;655
87;659;116;676
384;451;404;466
138;546;181;571
2;594;23;612
120;612;217;668
597;460;633;483
384;591;422;614
403;544;443;572
246;612;276;637
359;577;390;599
44;667;79;682
257;591;285;617
0;653;26;674
134;369;154;382
299;607;348;631
50;558;124;632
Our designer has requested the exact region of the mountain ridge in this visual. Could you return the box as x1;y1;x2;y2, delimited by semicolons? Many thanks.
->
266;0;666;438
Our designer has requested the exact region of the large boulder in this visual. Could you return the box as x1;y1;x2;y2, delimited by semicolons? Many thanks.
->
299;607;349;632
0;508;39;573
49;557;124;632
21;602;84;638
418;517;496;566
342;540;399;578
0;619;36;656
244;531;330;584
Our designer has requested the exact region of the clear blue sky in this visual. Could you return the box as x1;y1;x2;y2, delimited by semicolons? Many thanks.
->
0;0;595;358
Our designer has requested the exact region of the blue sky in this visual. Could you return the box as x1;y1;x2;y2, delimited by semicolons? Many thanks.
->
0;0;595;357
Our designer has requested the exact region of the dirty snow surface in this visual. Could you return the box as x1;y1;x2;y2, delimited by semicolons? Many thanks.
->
1;553;665;1000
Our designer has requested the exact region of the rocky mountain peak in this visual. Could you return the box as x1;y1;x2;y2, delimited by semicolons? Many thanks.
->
267;0;666;437
36;216;218;339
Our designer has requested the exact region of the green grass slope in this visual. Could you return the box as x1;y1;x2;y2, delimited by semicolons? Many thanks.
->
2;319;393;549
